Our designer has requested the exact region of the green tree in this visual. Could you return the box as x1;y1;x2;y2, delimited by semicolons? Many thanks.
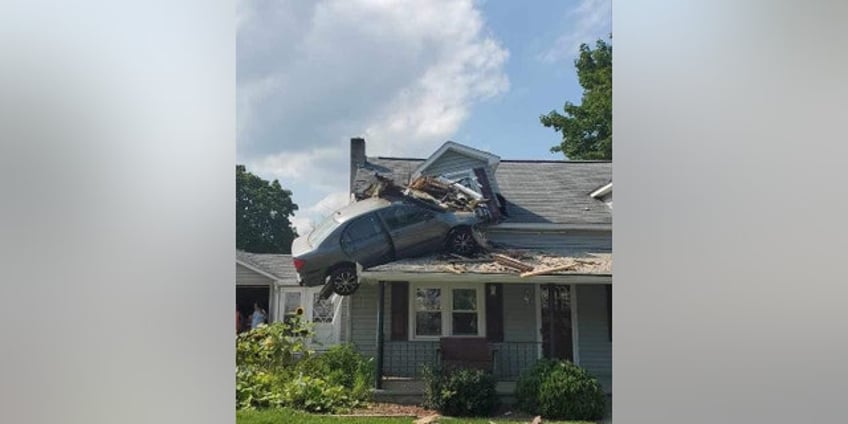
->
541;38;612;160
236;165;298;253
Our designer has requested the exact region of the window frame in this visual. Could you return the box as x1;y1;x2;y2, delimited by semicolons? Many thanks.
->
408;282;486;340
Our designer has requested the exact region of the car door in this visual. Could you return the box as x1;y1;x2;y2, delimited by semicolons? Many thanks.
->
377;203;446;258
339;212;394;268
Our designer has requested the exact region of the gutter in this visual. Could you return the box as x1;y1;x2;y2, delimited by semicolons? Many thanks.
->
487;223;611;232
359;271;612;285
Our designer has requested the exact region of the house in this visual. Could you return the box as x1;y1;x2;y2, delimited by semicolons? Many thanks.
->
236;250;346;347
344;138;612;395
238;137;612;396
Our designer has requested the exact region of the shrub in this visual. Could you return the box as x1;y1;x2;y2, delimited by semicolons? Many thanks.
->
236;319;314;370
514;360;606;421
236;321;375;413
422;366;499;417
236;318;313;410
296;343;374;404
235;366;285;410
514;359;558;413
280;374;353;413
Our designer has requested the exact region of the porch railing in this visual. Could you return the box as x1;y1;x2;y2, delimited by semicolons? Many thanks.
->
382;341;542;381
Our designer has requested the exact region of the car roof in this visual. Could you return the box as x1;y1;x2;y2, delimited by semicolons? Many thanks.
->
333;197;393;223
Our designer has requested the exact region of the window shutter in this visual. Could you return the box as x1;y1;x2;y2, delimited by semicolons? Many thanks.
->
606;284;612;341
390;282;409;341
485;283;504;342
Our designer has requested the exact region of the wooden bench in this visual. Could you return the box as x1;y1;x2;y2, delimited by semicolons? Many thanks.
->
437;337;495;373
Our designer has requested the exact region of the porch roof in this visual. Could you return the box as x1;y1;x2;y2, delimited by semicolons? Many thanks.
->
360;251;612;284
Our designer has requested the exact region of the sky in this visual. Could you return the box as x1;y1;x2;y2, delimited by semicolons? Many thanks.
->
236;0;611;235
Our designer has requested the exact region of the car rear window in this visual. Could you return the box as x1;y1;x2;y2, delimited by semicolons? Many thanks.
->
308;215;340;246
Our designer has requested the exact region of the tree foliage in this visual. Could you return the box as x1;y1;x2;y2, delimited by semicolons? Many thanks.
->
541;38;612;160
236;165;298;253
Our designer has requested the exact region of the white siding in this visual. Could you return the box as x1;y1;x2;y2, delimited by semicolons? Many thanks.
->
236;263;273;286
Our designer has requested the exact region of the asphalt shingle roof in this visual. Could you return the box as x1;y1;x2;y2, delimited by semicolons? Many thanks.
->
355;157;611;225
236;250;296;281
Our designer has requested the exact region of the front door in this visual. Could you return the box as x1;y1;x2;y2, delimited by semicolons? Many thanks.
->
540;284;573;361
278;287;341;349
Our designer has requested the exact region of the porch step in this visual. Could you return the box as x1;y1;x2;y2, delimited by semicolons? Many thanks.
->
373;380;518;405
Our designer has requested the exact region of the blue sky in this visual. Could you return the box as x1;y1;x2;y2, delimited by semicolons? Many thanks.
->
237;0;610;233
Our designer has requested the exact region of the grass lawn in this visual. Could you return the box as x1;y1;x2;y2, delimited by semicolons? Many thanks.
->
236;408;598;424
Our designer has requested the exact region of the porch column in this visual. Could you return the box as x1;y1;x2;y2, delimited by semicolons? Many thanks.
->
547;284;555;358
375;281;385;389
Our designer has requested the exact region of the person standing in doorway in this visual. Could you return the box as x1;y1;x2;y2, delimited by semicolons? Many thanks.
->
236;306;244;334
250;302;266;330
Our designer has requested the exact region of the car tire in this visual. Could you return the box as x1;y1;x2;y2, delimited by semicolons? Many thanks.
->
447;226;477;256
327;265;360;296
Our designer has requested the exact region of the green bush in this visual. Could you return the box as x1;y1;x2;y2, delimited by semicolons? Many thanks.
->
280;374;353;413
514;360;606;421
236;321;374;413
422;366;499;417
236;318;313;410
296;343;374;405
514;359;557;413
236;366;285;410
236;319;314;369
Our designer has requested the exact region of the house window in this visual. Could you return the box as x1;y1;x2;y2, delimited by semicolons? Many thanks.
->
411;283;485;339
414;288;442;336
452;289;478;335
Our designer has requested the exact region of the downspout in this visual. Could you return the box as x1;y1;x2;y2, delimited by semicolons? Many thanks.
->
375;281;386;390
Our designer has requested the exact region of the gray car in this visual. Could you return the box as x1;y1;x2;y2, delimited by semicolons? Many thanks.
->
291;197;481;296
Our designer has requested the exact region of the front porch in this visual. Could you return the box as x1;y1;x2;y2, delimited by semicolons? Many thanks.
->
347;264;612;400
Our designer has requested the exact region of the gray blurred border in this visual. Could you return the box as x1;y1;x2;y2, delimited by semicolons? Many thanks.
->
0;2;235;424
614;1;848;422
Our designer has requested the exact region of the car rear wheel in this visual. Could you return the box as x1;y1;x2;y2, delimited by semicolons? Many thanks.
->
327;265;359;296
447;227;477;255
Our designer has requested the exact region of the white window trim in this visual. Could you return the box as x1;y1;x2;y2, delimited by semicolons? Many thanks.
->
408;282;487;341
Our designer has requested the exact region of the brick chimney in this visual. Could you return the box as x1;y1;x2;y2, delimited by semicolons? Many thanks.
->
349;137;366;195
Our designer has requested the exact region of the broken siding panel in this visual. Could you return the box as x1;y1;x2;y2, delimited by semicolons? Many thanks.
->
576;284;612;393
502;284;537;343
486;230;612;253
236;263;274;286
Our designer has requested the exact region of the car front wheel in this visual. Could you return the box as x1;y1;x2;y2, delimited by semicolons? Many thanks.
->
327;265;360;296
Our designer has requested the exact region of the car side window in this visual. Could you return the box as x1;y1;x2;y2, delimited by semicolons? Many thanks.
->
379;204;434;231
342;213;383;243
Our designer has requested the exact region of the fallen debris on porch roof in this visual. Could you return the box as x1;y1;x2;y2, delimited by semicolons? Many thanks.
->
364;250;612;276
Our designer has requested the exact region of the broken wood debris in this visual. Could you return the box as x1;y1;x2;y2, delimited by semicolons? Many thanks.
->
491;253;535;272
520;261;579;278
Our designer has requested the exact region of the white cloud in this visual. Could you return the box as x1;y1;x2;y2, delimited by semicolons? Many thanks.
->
237;0;509;233
542;0;611;63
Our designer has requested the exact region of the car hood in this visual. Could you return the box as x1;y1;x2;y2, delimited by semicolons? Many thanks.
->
291;235;312;258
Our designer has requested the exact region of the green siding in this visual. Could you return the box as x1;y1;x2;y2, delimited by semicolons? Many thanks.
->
503;284;538;342
576;284;612;393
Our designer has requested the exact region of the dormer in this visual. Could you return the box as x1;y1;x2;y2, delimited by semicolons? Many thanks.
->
411;141;501;195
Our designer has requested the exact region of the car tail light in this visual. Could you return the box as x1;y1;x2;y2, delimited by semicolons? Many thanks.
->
293;258;305;272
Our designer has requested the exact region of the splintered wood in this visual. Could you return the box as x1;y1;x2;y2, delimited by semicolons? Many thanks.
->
520;261;578;278
491;253;535;272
